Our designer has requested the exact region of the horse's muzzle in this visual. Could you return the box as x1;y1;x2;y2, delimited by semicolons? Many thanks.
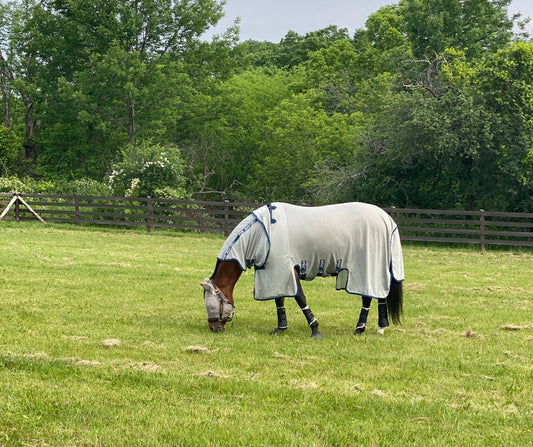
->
209;320;226;333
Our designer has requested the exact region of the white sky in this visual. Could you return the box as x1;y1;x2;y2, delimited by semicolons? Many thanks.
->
205;0;533;42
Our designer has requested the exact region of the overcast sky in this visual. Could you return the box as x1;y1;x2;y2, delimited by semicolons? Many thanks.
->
204;0;533;42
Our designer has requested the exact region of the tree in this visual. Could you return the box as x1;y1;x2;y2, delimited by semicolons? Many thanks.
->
0;124;24;176
0;0;41;164
471;42;533;210
179;69;292;198
353;4;412;77
274;26;351;68
402;0;515;59
252;95;364;203
340;40;533;212
3;0;226;179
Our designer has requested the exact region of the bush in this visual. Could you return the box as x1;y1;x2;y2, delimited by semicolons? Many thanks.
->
0;177;30;193
108;141;187;197
53;178;111;196
154;186;190;200
0;177;55;194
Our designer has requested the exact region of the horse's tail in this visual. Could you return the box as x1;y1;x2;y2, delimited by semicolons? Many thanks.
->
386;280;403;325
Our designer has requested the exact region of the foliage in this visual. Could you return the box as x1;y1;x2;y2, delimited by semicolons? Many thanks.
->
0;176;30;193
252;95;365;202
0;0;532;210
108;141;186;197
402;0;514;59
0;176;54;193
52;178;111;196
0;224;532;445
0;125;24;176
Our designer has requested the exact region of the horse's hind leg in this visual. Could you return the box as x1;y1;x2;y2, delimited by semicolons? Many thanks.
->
270;298;288;335
294;275;322;340
377;298;389;335
354;296;372;336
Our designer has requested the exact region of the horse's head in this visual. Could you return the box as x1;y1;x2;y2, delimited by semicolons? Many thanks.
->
201;278;235;333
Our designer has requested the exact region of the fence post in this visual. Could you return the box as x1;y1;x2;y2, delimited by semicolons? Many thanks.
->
479;209;486;252
15;192;20;222
146;198;152;233
74;196;80;226
224;200;230;237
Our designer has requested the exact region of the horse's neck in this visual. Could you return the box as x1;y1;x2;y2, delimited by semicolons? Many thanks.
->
213;260;242;302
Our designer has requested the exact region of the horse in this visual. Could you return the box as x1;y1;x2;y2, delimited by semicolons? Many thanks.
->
202;202;404;338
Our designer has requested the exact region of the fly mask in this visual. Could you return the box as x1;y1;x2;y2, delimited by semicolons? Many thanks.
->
201;279;235;332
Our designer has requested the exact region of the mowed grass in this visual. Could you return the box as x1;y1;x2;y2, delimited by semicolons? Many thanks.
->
0;222;532;446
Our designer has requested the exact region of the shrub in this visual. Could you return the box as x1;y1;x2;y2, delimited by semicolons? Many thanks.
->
53;178;111;196
0;177;30;193
108;141;187;197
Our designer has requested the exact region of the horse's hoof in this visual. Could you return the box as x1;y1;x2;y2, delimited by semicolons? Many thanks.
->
311;331;323;340
354;325;366;336
270;327;287;335
377;327;386;335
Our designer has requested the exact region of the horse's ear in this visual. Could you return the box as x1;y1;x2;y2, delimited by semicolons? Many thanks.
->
200;279;213;291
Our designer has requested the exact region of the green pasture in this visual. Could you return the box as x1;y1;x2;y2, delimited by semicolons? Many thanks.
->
0;222;532;446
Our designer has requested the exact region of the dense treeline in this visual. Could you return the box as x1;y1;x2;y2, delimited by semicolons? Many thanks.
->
0;0;532;211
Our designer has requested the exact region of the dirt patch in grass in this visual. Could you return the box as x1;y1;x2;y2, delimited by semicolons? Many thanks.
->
186;345;211;353
501;324;533;331
195;370;230;379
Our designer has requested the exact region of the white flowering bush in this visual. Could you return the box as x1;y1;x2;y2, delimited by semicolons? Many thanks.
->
0;177;30;193
108;141;187;197
0;177;55;193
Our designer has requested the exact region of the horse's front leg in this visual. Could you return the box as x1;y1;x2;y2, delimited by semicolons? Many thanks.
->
294;274;322;340
270;298;288;335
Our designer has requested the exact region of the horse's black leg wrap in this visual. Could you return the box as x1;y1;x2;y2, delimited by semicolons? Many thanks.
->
302;306;318;329
354;296;372;335
294;292;322;339
271;298;287;335
302;306;322;339
378;298;389;331
276;306;288;329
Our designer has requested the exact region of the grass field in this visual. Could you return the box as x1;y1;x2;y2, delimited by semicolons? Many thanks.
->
0;222;532;446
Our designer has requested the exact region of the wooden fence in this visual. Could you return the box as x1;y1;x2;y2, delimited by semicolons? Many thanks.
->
1;193;532;249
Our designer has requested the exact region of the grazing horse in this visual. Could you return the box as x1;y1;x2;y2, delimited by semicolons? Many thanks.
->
202;202;404;338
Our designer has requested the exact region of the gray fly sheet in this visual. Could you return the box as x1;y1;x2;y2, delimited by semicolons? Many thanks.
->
217;202;404;301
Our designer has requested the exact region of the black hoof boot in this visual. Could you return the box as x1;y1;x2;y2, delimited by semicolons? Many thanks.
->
354;324;367;336
310;321;322;340
272;306;288;335
311;329;323;340
355;302;370;337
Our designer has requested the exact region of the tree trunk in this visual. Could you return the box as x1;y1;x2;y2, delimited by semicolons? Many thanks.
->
129;98;136;145
0;51;11;128
24;100;37;160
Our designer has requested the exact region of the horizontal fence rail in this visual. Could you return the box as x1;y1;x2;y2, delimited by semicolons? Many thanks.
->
384;207;533;249
1;193;532;249
0;193;259;237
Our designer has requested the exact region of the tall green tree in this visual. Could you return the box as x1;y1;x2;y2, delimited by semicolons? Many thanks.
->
252;95;364;203
179;69;292;198
274;26;351;68
4;0;225;179
402;0;515;59
0;0;41;164
471;42;533;210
